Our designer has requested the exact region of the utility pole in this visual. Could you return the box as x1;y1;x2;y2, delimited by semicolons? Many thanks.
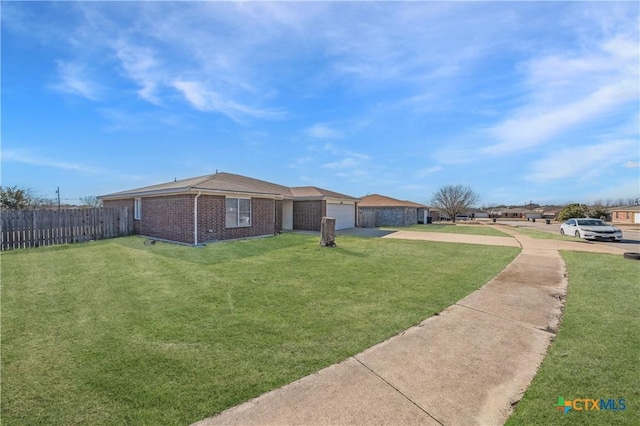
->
56;186;61;211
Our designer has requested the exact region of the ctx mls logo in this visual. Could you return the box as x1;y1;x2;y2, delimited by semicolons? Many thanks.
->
555;396;626;414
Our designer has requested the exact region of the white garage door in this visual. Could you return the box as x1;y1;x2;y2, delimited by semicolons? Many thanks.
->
635;213;640;224
326;203;355;230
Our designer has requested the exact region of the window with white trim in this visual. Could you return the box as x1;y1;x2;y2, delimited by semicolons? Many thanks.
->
134;198;142;220
226;198;251;228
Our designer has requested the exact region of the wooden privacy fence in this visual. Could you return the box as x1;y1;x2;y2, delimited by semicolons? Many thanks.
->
358;210;377;228
1;207;132;250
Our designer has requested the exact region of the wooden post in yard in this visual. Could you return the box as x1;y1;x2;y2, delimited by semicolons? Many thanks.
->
320;217;337;247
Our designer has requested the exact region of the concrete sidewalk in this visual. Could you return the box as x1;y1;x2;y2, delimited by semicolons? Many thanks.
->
194;227;618;426
382;230;520;247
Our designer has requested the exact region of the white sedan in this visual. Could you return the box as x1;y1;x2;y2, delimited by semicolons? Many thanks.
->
560;218;623;241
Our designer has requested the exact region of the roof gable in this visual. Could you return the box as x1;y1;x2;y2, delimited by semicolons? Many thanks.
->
359;194;426;208
101;172;292;199
100;173;359;201
290;186;359;200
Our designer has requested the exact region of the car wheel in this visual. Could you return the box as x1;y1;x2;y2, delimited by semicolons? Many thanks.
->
623;252;640;260
560;229;565;235
575;230;581;238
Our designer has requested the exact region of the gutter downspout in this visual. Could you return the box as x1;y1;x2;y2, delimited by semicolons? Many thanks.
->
194;191;202;246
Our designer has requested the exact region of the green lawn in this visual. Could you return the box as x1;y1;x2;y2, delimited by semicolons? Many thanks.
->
382;223;510;237
504;226;581;241
507;251;640;425
1;234;518;425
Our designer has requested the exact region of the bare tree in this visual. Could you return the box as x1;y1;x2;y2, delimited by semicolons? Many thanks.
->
79;195;102;207
430;184;480;223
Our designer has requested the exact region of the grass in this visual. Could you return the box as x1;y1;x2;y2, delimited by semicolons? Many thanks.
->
382;223;510;237
503;226;581;241
507;251;640;425
1;234;519;425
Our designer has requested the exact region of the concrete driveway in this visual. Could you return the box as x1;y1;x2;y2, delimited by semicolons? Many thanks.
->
382;230;520;247
336;228;397;238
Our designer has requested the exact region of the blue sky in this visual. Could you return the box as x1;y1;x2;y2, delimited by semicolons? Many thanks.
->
2;1;639;206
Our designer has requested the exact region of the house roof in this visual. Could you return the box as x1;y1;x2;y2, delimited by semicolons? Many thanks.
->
100;172;359;201
289;186;359;201
608;205;640;212
101;172;292;199
359;194;427;208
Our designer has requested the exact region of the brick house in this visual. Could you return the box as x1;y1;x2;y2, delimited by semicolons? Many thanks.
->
609;206;640;224
100;172;359;245
490;207;541;219
357;194;431;227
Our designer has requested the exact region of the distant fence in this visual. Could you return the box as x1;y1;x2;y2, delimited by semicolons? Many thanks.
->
359;210;377;228
1;207;132;251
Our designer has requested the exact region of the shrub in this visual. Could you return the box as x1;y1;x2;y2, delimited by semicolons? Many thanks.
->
557;203;588;222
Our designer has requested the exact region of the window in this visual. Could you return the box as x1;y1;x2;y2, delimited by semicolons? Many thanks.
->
134;198;142;220
226;198;251;228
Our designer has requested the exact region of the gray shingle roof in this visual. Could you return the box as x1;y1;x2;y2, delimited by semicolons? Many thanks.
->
101;172;359;201
358;194;426;208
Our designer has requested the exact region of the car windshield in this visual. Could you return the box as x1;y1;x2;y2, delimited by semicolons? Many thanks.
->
576;219;606;226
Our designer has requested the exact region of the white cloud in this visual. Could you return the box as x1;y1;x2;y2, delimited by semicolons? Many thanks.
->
415;166;443;177
54;61;102;100
172;80;284;122
482;34;639;156
112;40;162;104
99;109;186;132
318;143;372;180
2;149;105;175
527;139;638;182
306;124;343;139
483;82;637;156
323;158;362;170
625;161;640;168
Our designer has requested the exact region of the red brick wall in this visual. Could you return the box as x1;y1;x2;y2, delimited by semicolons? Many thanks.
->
105;194;280;244
104;195;194;242
612;211;633;224
142;195;195;243
293;200;325;231
196;196;276;243
275;200;282;233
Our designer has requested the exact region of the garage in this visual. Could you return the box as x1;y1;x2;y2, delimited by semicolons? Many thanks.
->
326;202;355;230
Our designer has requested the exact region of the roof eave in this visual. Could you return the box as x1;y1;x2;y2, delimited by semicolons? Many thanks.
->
100;186;287;200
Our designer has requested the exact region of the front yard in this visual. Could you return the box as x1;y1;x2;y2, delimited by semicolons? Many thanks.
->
1;234;518;425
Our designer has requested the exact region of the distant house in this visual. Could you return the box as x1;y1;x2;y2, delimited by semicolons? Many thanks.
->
609;206;640;224
491;207;541;219
100;172;359;245
465;208;489;219
541;210;557;220
358;194;432;227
